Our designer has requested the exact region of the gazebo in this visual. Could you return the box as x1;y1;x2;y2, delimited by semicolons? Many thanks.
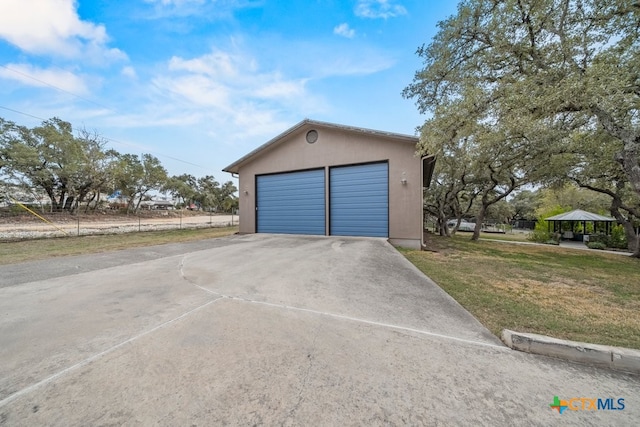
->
545;209;616;242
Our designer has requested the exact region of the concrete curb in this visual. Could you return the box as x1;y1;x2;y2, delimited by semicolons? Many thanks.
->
501;329;640;375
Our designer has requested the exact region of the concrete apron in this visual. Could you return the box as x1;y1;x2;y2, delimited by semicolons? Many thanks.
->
502;330;640;375
0;234;638;425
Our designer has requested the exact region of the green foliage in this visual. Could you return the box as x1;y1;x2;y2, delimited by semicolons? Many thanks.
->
165;174;237;213
588;234;607;244
528;205;567;243
1;116;225;215
589;226;628;250
587;242;606;250
404;0;640;246
536;184;610;217
1;117;121;212
508;190;540;221
610;225;628;249
527;228;551;244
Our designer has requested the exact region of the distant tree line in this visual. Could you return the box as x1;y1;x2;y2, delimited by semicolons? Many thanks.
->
0;117;237;214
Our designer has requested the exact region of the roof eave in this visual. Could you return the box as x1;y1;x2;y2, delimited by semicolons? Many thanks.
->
222;119;419;174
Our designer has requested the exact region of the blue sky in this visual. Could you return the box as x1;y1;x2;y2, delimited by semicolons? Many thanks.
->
0;0;458;180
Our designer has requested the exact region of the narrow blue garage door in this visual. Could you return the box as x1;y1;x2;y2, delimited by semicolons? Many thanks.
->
330;162;388;237
256;169;325;235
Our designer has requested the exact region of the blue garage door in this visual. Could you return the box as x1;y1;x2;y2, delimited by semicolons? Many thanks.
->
256;169;325;235
330;162;388;237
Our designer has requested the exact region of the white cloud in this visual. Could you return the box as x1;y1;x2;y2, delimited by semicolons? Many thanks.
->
168;51;244;78
333;23;355;39
142;0;255;19
154;74;232;108
121;66;137;79
145;0;206;5
355;0;407;19
0;0;126;62
253;79;307;99
143;47;326;143
0;63;89;94
160;48;309;105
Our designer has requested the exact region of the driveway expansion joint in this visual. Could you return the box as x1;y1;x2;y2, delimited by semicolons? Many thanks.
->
187;277;508;351
0;296;224;408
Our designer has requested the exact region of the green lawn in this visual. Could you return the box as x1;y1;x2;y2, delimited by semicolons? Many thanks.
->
0;226;238;265
400;235;640;349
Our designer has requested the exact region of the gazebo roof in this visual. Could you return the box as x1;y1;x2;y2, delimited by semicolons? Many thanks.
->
545;209;615;222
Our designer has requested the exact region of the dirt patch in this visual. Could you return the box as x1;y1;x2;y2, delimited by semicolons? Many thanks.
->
421;232;457;255
492;278;640;328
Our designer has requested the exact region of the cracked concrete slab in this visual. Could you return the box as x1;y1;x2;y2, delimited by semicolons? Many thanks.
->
0;234;638;425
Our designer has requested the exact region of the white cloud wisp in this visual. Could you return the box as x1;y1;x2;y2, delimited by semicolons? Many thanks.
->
355;0;407;19
0;0;125;62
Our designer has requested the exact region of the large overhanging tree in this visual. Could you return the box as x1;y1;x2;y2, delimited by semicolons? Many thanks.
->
567;129;640;253
404;0;640;252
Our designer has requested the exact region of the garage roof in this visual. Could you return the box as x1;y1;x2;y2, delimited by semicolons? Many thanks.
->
222;119;419;174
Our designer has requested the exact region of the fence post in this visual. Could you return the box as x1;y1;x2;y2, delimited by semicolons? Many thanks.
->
138;215;141;232
180;209;182;229
77;215;80;236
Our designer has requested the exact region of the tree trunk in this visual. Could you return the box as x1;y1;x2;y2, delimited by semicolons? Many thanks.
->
85;192;96;213
135;194;144;211
472;206;486;241
438;206;450;236
127;197;136;214
44;188;64;212
625;223;638;253
632;234;640;258
63;196;75;211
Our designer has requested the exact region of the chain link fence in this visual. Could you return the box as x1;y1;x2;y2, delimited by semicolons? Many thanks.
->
0;210;237;240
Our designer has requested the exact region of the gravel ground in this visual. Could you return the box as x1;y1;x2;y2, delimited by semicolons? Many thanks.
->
0;214;236;240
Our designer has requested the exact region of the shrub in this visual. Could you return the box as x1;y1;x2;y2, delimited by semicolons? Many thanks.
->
589;233;608;245
609;225;628;249
528;205;568;243
589;228;628;250
587;242;606;250
528;228;552;243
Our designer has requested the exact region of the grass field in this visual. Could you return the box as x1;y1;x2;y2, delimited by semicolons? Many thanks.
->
401;235;640;349
0;226;238;265
478;231;531;242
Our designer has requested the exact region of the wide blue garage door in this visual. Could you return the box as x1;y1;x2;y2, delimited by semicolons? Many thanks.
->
256;169;325;235
330;162;388;237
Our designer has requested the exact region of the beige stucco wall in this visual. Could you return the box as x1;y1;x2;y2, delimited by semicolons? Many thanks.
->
233;123;422;247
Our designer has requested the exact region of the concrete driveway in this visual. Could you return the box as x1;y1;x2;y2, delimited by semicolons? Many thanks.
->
0;234;637;426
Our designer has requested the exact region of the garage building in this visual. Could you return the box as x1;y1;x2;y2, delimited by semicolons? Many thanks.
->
223;119;433;249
